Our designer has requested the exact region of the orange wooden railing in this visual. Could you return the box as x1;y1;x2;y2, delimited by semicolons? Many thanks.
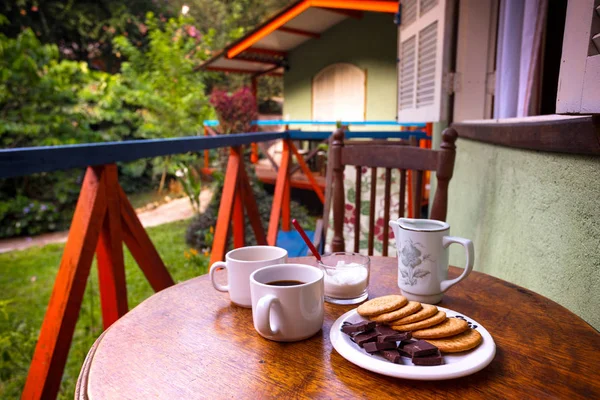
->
22;165;175;399
209;146;267;264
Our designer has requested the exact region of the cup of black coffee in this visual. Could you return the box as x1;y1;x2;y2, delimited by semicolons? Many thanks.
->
250;264;324;342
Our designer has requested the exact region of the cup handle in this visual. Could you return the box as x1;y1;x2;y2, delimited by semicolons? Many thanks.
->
255;294;280;336
440;236;474;293
209;261;229;292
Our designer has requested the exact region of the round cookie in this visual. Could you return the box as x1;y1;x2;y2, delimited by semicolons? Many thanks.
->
412;317;469;339
390;311;446;331
357;295;408;317
391;304;438;325
424;328;482;353
370;301;422;323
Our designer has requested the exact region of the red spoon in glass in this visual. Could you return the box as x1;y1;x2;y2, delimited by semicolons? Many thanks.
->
292;219;321;262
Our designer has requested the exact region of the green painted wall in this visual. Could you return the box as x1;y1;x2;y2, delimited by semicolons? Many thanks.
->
444;138;600;330
283;12;397;121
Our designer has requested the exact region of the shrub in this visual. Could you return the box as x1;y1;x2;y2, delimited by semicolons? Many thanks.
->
209;87;257;134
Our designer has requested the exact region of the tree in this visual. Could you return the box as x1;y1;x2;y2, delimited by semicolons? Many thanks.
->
168;0;290;104
0;0;170;70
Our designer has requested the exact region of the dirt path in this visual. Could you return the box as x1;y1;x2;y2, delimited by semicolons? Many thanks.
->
0;189;213;254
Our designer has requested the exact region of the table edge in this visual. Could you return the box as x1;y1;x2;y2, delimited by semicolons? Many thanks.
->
76;329;109;399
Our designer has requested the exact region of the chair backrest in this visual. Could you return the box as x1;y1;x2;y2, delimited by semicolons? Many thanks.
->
330;127;458;256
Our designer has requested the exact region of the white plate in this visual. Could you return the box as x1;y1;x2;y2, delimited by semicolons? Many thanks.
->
329;306;496;380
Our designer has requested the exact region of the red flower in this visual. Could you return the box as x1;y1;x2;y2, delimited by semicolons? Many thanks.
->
344;203;356;225
373;217;393;241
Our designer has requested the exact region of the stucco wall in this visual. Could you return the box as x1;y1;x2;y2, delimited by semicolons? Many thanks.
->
283;12;397;121
445;138;600;330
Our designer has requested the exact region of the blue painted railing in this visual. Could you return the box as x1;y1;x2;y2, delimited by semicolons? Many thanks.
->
287;130;429;140
0;130;430;179
204;119;427;127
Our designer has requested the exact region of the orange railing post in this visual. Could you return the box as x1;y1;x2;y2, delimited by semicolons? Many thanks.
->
210;147;241;265
210;145;267;262
95;164;128;329
288;141;325;204
267;139;291;245
23;164;174;400
233;177;245;248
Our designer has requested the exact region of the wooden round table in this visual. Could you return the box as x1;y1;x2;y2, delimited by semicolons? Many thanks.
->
77;257;600;399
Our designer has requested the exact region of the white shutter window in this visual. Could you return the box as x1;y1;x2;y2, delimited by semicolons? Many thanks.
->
399;36;416;110
397;0;454;123
313;63;365;122
556;0;600;113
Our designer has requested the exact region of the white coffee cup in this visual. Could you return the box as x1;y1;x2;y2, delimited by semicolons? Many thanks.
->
389;218;474;304
250;264;324;342
209;246;288;308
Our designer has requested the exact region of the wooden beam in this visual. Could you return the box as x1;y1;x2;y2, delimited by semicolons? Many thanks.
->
210;147;241;263
96;165;128;330
119;187;175;292
205;66;269;74
233;179;245;248
267;140;291;245
318;7;363;19
276;26;321;38
239;165;267;245
23;166;108;400
246;47;288;57
282;179;291;231
311;0;398;13
452;116;600;156
0;131;286;179
228;1;311;58
288;141;325;204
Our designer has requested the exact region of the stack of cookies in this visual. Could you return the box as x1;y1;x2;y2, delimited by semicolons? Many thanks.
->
356;295;482;353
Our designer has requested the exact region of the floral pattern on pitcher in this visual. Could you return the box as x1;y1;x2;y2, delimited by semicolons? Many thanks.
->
399;239;434;286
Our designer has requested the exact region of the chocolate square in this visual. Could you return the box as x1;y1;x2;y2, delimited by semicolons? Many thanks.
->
401;340;439;357
363;341;397;354
397;341;413;358
341;321;376;335
375;325;397;335
381;349;402;364
412;349;443;366
376;330;411;343
353;330;380;347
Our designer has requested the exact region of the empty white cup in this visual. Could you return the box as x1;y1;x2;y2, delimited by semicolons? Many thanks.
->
209;246;288;308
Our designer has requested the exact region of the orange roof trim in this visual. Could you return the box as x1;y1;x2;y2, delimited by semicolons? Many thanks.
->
226;0;398;58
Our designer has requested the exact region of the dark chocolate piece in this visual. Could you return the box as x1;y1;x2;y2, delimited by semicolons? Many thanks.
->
341;320;376;335
381;349;402;364
412;350;443;366
401;340;439;357
376;330;411;343
363;341;397;354
353;330;380;347
397;341;413;357
375;325;397;335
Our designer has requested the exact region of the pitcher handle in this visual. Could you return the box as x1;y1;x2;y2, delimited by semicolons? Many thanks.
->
439;236;474;292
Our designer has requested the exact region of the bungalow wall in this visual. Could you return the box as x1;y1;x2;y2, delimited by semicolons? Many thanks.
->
283;12;397;121
445;139;600;330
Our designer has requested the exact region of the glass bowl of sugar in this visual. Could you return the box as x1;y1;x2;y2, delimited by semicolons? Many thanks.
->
317;252;370;305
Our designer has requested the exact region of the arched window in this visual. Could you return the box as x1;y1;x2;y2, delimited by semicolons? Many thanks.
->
312;63;366;121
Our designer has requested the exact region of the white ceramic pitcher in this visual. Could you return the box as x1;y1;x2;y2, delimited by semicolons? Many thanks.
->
389;218;474;304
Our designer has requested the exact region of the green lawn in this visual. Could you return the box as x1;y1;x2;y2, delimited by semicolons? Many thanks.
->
0;219;205;399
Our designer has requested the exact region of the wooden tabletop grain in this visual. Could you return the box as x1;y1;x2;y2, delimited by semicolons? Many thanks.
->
76;257;600;399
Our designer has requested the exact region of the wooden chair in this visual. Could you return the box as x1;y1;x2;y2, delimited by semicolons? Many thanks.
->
330;127;458;256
